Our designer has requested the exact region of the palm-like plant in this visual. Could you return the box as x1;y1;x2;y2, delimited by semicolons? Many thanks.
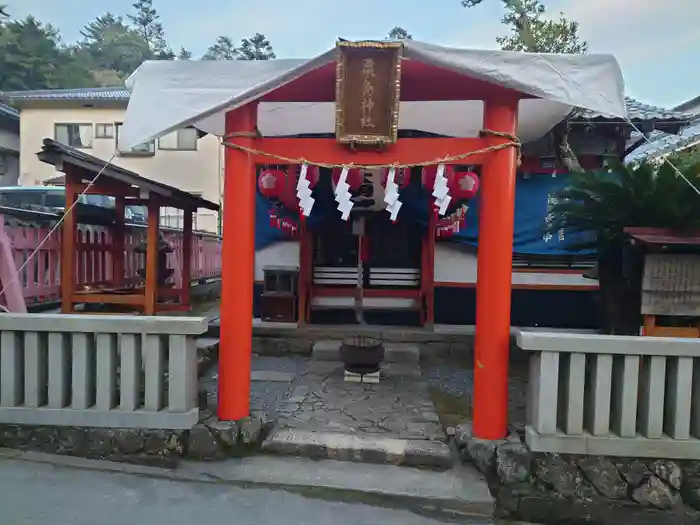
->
550;157;700;334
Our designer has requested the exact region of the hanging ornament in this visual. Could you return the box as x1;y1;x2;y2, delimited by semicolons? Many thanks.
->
421;165;454;191
381;167;410;190
436;204;469;238
332;167;363;191
432;164;451;216
258;169;285;199
451;171;480;200
383;167;402;221
334;166;354;221
269;208;280;228
295;163;315;217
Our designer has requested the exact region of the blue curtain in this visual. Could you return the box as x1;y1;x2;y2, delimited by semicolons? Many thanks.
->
254;172;595;255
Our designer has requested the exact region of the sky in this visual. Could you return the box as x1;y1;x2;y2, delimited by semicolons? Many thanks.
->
8;0;700;108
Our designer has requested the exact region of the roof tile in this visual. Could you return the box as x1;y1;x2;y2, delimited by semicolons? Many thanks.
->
1;87;130;103
0;102;19;121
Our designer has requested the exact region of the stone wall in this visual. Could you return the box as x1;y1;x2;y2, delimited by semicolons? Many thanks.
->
454;423;700;525
0;412;270;468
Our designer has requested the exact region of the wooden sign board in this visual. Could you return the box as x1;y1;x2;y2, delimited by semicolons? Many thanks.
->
641;254;700;316
335;41;402;146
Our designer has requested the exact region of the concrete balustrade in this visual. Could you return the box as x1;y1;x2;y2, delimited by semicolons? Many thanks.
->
517;330;700;459
0;314;205;429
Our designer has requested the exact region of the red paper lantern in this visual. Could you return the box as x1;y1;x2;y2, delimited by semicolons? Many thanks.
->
331;167;364;190
258;169;285;199
380;167;411;190
421;165;455;191
288;165;320;189
451;171;480;200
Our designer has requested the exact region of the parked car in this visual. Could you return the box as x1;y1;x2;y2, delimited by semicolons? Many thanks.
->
0;186;147;225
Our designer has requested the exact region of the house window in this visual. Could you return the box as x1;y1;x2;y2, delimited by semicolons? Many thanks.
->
0;155;6;176
115;123;155;156
158;128;198;151
55;123;93;149
95;123;114;139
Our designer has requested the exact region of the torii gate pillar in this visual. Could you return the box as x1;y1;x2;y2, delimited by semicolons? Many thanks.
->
218;103;258;421
473;97;519;440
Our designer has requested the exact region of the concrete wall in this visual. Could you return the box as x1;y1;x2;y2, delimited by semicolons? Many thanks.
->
17;105;222;232
254;240;597;288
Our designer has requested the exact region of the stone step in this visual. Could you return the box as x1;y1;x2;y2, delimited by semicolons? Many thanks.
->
312;340;420;364
261;428;453;470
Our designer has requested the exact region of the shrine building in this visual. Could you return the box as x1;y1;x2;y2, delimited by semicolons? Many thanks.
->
118;40;683;438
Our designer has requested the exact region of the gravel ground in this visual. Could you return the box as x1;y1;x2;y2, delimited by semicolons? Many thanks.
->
201;355;313;419
421;357;529;427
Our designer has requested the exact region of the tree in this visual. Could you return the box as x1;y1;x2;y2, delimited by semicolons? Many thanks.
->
0;16;95;91
461;0;588;53
550;158;700;334
387;26;412;40
177;47;192;60
127;0;173;59
78;13;150;79
202;36;239;60
238;33;275;60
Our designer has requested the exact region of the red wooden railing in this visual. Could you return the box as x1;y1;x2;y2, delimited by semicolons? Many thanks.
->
0;211;221;312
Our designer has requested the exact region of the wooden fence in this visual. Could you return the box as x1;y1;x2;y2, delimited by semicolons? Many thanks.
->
0;210;221;311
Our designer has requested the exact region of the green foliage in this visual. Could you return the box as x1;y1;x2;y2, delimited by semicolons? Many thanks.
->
550;160;700;249
387;27;412;40
461;0;588;53
78;13;150;79
177;47;192;60
549;159;700;334
238;33;276;60
0;16;95;90
0;0;278;91
127;0;173;59
202;36;239;60
203;33;276;61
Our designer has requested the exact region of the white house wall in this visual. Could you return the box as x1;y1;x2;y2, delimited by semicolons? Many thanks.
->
18;106;221;232
254;240;597;288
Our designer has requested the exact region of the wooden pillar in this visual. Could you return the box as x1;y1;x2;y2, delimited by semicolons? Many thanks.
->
112;196;125;287
297;217;311;325
144;199;159;316
60;170;78;313
180;206;193;308
219;102;258;421
473;97;519;440
422;206;437;327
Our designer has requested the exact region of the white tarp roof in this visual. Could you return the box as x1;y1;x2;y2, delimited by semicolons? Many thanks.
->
119;40;626;151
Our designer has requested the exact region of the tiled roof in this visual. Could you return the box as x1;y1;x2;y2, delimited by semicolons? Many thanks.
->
625;117;700;163
1;87;130;103
0;102;19;121
574;97;694;122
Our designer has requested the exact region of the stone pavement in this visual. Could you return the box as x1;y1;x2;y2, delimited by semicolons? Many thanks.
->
200;355;452;468
263;360;451;468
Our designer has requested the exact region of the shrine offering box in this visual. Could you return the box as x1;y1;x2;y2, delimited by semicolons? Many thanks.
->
261;266;299;322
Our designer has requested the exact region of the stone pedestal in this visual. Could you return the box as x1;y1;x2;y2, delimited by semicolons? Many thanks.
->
344;370;380;384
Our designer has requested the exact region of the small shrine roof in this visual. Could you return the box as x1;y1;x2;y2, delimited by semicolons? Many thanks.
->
118;40;628;151
37;139;219;211
625;227;700;246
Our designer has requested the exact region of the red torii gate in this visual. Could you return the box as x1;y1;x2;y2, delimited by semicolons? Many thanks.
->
218;41;522;439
